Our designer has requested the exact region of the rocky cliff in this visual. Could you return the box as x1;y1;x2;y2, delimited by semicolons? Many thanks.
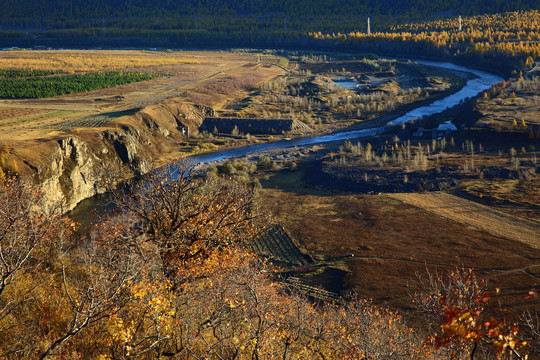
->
25;102;213;212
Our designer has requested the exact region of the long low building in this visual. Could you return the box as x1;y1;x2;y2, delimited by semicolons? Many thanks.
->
200;117;312;135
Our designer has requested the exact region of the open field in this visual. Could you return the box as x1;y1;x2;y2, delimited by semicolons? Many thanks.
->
0;50;285;159
260;188;540;317
388;192;540;249
0;50;204;73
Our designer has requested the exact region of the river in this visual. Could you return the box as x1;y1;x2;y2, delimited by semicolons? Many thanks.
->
190;60;502;164
69;59;503;224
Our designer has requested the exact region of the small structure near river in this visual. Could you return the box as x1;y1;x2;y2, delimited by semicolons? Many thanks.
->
200;117;312;135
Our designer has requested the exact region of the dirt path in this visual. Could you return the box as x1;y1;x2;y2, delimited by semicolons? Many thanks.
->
388;192;540;249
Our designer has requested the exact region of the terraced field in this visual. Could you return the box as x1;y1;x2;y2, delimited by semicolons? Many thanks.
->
250;225;349;301
249;225;313;266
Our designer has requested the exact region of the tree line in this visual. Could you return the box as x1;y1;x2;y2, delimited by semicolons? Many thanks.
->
0;0;538;50
309;11;540;75
0;71;162;99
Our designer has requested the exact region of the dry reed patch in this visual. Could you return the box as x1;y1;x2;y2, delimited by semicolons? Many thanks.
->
0;50;204;73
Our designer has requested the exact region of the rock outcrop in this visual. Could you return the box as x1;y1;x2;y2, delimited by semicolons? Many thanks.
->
40;136;105;211
28;101;215;212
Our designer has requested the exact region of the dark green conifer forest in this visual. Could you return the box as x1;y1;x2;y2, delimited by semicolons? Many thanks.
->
1;0;538;48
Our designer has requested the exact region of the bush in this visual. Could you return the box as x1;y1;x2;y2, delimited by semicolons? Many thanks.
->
256;156;274;170
217;161;235;175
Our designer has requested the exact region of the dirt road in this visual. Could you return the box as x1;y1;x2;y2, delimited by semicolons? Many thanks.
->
388;192;540;249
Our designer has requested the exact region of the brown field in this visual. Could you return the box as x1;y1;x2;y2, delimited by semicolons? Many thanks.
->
456;177;540;220
0;106;47;121
260;187;540;317
0;50;285;162
388;192;539;248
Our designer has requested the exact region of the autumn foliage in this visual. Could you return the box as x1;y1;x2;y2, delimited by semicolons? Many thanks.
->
413;268;529;359
0;171;534;359
310;10;540;73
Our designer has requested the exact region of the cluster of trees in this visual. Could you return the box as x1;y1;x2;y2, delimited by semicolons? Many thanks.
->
0;162;536;358
393;10;540;59
1;0;538;49
0;69;59;78
335;139;437;171
310;11;539;74
0;71;161;99
335;134;538;175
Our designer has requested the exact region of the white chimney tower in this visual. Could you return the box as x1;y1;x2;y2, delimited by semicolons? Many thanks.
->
367;17;371;35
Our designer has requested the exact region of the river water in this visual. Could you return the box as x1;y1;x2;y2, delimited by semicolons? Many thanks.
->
69;59;503;223
191;60;502;164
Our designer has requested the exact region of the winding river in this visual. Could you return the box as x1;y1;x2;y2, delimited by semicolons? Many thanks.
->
69;59;503;223
190;60;502;165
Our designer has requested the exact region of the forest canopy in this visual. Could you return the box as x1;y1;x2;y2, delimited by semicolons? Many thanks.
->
1;0;539;49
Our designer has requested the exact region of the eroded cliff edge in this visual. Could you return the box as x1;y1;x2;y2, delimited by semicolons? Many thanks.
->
17;102;214;211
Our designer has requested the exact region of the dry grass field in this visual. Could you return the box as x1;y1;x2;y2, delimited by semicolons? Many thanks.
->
388;192;539;248
260;189;540;318
0;50;204;73
0;50;285;163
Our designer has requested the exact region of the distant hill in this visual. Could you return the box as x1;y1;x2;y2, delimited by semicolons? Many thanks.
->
1;0;539;48
3;0;539;22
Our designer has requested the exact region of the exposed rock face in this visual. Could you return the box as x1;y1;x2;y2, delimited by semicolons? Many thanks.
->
102;128;150;175
41;136;105;211
32;101;215;212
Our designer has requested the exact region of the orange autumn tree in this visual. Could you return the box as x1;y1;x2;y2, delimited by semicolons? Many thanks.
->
88;165;430;359
0;176;79;358
109;163;266;283
94;247;431;359
0;164;269;359
413;267;528;359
